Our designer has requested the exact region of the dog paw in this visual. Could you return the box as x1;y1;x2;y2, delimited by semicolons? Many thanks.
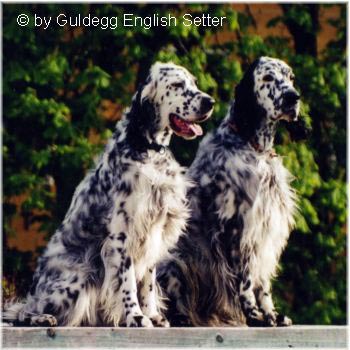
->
30;314;57;327
246;310;266;327
126;314;154;328
150;314;170;327
246;317;265;327
263;313;277;327
276;314;292;327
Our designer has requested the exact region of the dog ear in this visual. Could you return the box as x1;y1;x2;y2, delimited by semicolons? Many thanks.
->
283;119;312;141
140;68;157;104
125;72;157;151
127;82;151;129
127;69;155;122
231;59;266;141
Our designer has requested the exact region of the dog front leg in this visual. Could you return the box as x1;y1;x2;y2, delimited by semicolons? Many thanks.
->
101;217;153;327
121;257;154;327
238;268;266;327
256;282;292;327
140;267;169;327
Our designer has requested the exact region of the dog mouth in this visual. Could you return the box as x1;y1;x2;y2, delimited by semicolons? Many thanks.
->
169;114;208;139
283;107;299;121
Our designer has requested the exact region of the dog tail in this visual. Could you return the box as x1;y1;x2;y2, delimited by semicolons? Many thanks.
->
2;299;26;324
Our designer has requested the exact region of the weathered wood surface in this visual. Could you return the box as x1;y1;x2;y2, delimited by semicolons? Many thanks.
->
2;326;347;349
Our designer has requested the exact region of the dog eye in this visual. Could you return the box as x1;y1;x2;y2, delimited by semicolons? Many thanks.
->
290;75;295;83
263;74;274;82
171;81;185;89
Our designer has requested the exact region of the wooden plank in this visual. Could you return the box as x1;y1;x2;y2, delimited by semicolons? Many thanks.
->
2;326;347;349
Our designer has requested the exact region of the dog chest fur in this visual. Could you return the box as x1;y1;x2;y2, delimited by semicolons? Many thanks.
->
209;143;297;284
116;152;190;281
237;152;297;284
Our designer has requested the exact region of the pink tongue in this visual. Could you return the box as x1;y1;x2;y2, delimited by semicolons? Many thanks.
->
189;123;203;136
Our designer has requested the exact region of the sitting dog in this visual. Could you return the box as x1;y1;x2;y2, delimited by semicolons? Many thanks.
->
4;62;214;327
158;57;301;327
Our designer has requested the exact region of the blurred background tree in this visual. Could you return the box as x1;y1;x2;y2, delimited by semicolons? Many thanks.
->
3;4;346;324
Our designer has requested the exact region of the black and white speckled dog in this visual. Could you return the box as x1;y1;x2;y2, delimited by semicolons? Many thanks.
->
4;62;214;327
158;57;300;327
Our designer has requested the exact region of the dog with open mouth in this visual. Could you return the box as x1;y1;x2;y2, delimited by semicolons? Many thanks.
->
3;62;214;328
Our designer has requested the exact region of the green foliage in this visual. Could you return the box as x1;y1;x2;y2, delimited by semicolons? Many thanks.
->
3;4;346;324
267;5;346;325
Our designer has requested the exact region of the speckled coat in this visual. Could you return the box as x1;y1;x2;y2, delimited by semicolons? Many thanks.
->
158;57;300;327
4;62;213;327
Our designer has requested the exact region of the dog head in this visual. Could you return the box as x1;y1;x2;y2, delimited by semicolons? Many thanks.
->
253;56;300;122
129;62;214;142
233;57;301;140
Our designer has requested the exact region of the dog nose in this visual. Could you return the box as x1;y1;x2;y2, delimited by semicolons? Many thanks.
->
200;96;215;114
283;90;300;106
